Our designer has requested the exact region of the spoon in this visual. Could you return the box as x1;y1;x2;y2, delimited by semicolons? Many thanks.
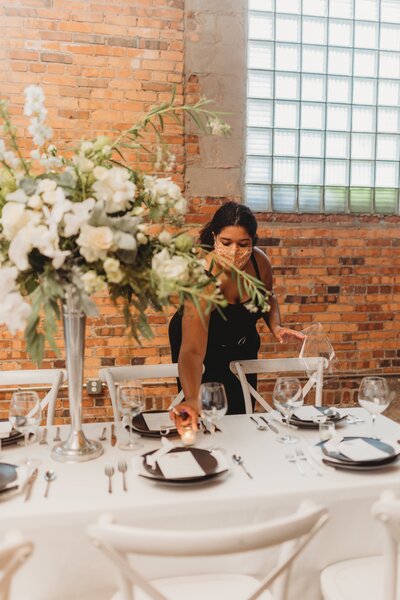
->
232;454;253;479
249;416;267;431
44;470;56;498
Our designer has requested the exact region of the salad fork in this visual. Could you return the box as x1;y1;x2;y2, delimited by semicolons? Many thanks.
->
105;465;114;494
118;460;128;492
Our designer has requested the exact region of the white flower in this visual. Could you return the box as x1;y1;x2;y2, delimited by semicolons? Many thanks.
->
136;232;148;245
92;167;136;213
104;257;124;283
151;248;189;282
1;203;35;240
207;116;231;136
5;189;29;204
174;197;187;214
62;197;95;237
3;151;20;170
77;224;114;262
73;155;94;173
23;85;45;117
0;266;19;302
0;139;5;161
159;230;172;245
8;227;35;271
113;231;137;252
80;141;94;154
28;116;52;148
37;178;57;195
143;176;186;214
81;271;106;294
27;194;42;210
0;291;31;334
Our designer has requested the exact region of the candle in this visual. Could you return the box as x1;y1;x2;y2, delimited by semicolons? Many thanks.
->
181;425;196;446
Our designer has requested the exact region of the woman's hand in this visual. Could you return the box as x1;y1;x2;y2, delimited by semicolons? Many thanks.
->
273;325;305;344
169;402;199;435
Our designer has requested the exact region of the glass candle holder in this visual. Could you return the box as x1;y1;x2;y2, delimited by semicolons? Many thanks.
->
319;420;336;442
180;424;196;447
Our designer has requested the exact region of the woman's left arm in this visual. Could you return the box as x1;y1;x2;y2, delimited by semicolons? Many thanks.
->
253;248;305;344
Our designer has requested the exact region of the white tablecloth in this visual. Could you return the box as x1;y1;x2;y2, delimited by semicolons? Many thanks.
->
1;409;400;600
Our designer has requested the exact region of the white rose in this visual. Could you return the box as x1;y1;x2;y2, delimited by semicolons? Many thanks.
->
159;230;172;245
37;178;57;194
77;224;114;262
81;271;106;294
1;203;32;240
27;194;42;210
0;291;31;334
62;197;95;237
104;258;124;284
151;248;189;282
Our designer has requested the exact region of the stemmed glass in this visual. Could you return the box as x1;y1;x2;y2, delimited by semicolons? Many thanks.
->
358;377;390;439
8;390;42;457
200;382;227;451
118;382;145;451
272;377;303;444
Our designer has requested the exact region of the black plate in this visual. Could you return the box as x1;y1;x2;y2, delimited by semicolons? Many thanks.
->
131;410;178;438
290;406;344;426
142;447;218;482
0;463;18;490
322;455;399;471
321;436;398;466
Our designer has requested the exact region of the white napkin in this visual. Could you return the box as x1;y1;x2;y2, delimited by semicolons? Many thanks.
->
335;439;391;462
0;465;29;498
145;436;176;469
133;450;229;480
0;421;12;439
293;406;322;421
157;451;205;478
142;412;175;432
324;434;344;453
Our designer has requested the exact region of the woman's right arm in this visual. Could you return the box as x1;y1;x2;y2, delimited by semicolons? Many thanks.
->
172;302;210;433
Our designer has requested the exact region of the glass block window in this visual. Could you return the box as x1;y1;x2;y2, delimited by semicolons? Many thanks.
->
246;0;400;214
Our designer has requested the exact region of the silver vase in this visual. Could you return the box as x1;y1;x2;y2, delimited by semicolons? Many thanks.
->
51;290;103;462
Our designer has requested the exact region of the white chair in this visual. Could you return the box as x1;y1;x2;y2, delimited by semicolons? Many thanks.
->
99;364;189;425
321;491;400;600
88;501;328;600
0;369;67;427
0;531;33;600
229;357;329;414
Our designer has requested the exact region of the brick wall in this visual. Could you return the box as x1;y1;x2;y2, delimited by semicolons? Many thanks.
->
0;1;400;422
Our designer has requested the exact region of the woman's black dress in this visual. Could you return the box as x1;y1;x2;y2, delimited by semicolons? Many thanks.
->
168;254;268;414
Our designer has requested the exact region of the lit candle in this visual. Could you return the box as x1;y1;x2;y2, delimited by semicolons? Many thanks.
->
181;425;196;446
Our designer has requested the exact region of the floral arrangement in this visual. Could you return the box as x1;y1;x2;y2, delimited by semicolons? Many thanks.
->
0;85;269;363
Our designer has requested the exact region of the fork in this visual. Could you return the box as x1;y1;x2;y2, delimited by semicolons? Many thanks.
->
53;426;62;442
105;465;114;494
39;428;48;445
295;448;323;477
285;452;305;476
118;460;128;492
98;426;107;441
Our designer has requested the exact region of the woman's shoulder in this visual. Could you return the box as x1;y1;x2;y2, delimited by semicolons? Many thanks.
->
252;246;271;273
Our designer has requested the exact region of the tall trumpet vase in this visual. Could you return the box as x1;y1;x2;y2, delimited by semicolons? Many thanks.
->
51;291;103;462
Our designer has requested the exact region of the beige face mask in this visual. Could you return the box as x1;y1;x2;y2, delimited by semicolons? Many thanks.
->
214;239;252;270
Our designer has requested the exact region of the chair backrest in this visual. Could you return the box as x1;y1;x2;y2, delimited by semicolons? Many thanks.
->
88;501;327;600
230;357;329;413
99;364;185;425
0;531;33;600
0;369;67;427
371;491;400;600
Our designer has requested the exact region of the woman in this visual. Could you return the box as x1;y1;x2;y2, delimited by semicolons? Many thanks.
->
169;201;304;431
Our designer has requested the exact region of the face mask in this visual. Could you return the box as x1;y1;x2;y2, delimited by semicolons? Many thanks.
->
214;239;252;270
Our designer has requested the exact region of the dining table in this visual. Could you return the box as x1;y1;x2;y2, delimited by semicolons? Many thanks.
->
1;407;400;600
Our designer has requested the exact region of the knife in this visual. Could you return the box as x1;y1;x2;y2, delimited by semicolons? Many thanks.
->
260;416;280;435
111;423;117;447
24;468;38;502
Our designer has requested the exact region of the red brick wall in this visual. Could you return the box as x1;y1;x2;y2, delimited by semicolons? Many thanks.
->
0;2;399;421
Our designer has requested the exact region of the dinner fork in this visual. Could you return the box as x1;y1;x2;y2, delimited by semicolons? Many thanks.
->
295;448;323;477
53;427;62;442
39;428;48;445
105;465;114;494
118;460;128;492
285;452;305;476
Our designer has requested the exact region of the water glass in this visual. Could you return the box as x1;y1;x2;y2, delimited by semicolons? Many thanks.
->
358;377;390;438
118;382;145;451
319;420;336;442
200;382;227;450
272;377;303;444
9;390;42;456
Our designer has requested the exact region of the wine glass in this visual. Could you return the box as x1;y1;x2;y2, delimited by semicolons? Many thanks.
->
272;377;303;444
200;382;227;451
118;382;145;451
358;377;390;438
8;390;42;457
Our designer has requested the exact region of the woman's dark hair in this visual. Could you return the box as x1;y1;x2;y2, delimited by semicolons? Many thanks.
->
199;201;258;249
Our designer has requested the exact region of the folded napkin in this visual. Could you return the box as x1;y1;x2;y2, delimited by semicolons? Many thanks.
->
0;421;12;439
133;450;229;480
145;436;176;469
0;465;29;498
335;439;391;462
157;451;206;478
293;406;323;421
142;412;175;432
